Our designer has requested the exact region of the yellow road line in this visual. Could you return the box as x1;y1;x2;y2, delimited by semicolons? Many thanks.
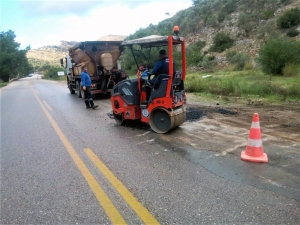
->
43;100;53;111
30;87;126;224
85;148;160;225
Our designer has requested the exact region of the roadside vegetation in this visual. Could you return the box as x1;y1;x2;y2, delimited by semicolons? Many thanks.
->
185;70;299;104
0;80;8;88
42;66;66;80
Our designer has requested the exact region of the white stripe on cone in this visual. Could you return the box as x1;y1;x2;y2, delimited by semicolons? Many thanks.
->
247;138;262;147
250;121;260;129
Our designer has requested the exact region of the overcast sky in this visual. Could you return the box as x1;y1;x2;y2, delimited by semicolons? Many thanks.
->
0;0;192;49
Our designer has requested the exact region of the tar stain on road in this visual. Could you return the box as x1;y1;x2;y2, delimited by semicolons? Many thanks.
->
186;107;236;122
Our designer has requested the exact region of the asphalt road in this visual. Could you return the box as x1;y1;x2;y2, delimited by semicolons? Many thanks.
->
1;77;299;224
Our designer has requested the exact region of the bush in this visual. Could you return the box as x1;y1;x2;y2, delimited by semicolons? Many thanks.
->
224;0;236;14
256;20;278;39
286;29;299;37
218;11;226;23
260;9;275;20
256;37;300;75
226;50;250;70
282;63;299;77
43;67;64;79
277;8;300;29
209;32;234;52
237;12;257;36
200;56;217;69
280;0;292;5
186;40;206;66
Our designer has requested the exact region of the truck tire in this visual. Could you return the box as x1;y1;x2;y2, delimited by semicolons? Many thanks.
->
68;80;75;94
76;81;82;98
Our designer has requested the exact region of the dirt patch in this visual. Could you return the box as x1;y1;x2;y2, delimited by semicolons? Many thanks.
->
185;93;300;141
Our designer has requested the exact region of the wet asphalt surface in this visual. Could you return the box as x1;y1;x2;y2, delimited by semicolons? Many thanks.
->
1;77;299;224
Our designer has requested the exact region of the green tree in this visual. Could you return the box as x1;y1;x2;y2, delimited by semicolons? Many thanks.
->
0;30;32;82
256;37;300;75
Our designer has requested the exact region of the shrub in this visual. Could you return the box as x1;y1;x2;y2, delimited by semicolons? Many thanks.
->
209;32;234;52
238;12;256;36
186;40;206;66
282;63;299;77
200;56;217;69
286;29;299;37
43;67;63;79
256;37;300;75
244;62;254;70
224;0;236;14
207;55;215;61
226;50;250;70
256;20;278;39
277;8;300;29
218;11;226;23
260;9;275;20
280;0;292;5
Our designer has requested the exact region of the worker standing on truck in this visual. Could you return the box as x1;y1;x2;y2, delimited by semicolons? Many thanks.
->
81;66;98;109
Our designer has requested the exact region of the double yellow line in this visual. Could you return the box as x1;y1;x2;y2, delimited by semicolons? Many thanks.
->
31;86;159;224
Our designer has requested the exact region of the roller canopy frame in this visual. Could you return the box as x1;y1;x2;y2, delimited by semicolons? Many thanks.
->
121;35;184;48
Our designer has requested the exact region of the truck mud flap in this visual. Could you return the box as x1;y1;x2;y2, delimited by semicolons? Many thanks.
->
101;77;109;93
101;76;111;93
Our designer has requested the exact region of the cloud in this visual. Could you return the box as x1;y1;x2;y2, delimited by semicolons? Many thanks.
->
19;0;105;17
14;0;192;49
18;0;163;17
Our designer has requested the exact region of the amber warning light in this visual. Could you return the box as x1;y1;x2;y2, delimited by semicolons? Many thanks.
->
173;26;180;36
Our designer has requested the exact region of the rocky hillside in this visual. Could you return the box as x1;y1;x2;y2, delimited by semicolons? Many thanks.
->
184;0;300;68
26;41;79;70
27;45;67;69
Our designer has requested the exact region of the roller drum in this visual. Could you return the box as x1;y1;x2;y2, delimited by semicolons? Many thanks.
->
149;106;186;133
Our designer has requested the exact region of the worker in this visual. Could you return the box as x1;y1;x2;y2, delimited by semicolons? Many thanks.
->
137;64;149;80
112;66;122;84
81;66;98;109
149;49;169;87
136;65;147;78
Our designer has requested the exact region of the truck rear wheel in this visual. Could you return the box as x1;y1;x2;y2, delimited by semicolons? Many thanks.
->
76;81;82;98
68;80;75;94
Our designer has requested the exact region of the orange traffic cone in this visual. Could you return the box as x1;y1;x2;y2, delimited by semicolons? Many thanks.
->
241;113;268;163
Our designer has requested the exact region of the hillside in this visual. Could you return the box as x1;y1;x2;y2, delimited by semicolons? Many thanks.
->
184;0;300;69
27;0;300;71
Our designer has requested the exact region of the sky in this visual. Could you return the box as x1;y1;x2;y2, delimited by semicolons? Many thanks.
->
0;0;192;49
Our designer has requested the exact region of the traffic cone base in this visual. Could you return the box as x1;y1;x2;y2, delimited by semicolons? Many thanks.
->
241;150;268;163
241;113;268;163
